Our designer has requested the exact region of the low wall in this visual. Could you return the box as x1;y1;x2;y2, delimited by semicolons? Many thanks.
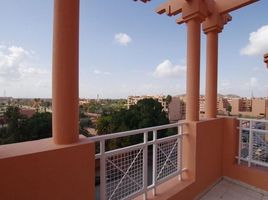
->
0;138;95;200
168;118;224;200
167;117;268;199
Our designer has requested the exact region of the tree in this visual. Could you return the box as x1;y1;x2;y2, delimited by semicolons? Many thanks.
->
96;99;169;150
24;112;52;140
3;106;25;141
97;99;169;135
166;95;172;105
0;107;52;145
80;118;92;129
227;105;232;116
96;115;113;135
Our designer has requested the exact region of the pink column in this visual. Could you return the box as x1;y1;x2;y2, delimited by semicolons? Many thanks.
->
52;0;79;144
203;13;231;119
204;30;218;118
186;17;202;121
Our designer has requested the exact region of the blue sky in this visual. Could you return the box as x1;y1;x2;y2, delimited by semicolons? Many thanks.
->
0;0;267;98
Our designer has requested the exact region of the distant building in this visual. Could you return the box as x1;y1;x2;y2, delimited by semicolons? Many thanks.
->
227;98;268;118
0;104;7;117
175;95;268;119
79;99;90;105
127;95;168;112
20;109;36;118
0;97;12;104
199;96;205;114
217;97;268;118
217;97;230;115
168;97;185;122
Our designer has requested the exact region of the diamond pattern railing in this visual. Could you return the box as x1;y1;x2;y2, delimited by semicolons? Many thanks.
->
237;118;268;168
156;139;179;181
89;122;187;200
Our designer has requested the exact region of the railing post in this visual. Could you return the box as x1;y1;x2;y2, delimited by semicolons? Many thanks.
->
100;140;106;200
152;130;157;196
248;120;253;167
143;132;148;200
238;119;242;165
178;125;183;181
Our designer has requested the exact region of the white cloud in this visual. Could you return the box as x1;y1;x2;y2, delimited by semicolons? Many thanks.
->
93;69;101;75
93;69;111;76
153;59;186;78
249;77;258;87
0;45;51;97
114;33;132;46
0;45;47;81
220;80;231;87
241;25;268;56
252;66;260;71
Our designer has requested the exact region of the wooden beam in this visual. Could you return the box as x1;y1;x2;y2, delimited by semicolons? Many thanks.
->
216;0;259;14
156;0;184;16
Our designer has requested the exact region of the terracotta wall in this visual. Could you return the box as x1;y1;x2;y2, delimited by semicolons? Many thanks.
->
169;119;224;200
168;117;268;199
0;138;95;200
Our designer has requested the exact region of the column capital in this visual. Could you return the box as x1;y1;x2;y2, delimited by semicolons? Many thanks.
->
181;0;214;23
203;13;232;34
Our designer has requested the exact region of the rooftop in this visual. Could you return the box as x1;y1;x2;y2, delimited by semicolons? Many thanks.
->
0;1;268;200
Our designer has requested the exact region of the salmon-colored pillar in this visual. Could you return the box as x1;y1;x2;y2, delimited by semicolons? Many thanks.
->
186;18;201;121
204;30;218;118
264;53;268;68
52;0;79;144
203;13;231;119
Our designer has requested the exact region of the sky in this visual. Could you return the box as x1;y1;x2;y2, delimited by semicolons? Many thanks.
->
0;0;268;99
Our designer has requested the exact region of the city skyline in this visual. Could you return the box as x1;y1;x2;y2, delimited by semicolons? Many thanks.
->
0;0;268;98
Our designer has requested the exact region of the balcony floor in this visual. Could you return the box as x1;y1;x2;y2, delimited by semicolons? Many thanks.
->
200;178;268;200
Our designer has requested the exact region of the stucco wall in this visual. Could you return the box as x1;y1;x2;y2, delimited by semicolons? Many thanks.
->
167;117;268;199
0;138;95;200
168;119;224;200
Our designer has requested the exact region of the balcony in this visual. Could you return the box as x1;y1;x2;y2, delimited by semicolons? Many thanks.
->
1;0;268;200
1;117;268;200
89;119;268;200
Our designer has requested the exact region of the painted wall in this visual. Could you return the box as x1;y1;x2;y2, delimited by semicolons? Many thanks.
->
168;119;224;200
162;118;268;200
0;138;95;200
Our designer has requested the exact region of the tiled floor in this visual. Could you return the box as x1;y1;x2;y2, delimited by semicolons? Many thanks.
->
200;179;268;200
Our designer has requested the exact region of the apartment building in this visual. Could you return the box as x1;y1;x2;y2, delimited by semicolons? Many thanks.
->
229;98;268;118
193;96;268;118
168;97;186;122
79;99;90;105
127;95;168;112
217;97;230;114
199;96;205;114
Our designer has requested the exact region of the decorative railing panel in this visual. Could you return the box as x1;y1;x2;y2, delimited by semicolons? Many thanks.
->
157;138;180;181
89;122;187;200
237;118;268;168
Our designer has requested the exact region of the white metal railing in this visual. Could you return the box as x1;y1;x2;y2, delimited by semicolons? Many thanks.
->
88;122;187;200
237;118;268;168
